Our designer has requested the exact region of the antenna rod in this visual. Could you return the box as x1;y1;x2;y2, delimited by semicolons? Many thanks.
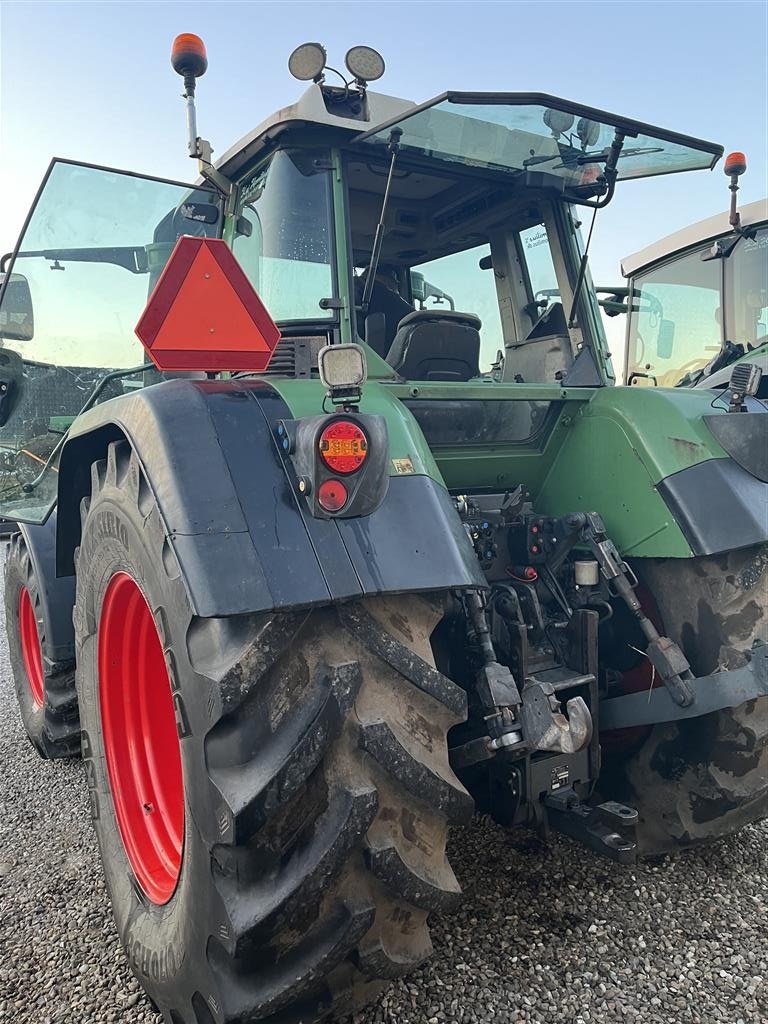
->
361;129;403;315
183;74;199;158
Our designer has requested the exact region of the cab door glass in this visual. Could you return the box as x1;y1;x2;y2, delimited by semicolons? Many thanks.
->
0;159;222;524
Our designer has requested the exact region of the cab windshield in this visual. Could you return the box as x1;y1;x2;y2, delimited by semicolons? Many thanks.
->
356;93;721;186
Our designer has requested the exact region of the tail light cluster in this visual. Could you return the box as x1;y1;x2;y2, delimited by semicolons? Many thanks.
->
277;413;388;519
316;420;368;511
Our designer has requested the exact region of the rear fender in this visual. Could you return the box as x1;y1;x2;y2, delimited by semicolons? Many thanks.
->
57;378;483;618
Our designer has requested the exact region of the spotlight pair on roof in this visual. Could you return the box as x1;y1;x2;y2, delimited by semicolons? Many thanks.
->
288;42;385;86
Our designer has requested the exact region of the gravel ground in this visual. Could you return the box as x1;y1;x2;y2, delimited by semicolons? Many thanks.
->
0;590;766;1024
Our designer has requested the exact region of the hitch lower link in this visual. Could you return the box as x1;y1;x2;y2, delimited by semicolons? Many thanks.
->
550;512;695;707
454;591;593;769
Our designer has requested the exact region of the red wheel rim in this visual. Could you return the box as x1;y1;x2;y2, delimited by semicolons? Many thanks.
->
98;572;184;904
19;586;44;708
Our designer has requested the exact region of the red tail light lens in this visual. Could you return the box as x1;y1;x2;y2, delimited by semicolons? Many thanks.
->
317;479;348;512
318;420;368;474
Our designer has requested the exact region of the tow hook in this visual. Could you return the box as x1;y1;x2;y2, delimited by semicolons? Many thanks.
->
520;680;593;754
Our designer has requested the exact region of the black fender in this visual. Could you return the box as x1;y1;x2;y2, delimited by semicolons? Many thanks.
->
14;510;76;663
57;378;484;618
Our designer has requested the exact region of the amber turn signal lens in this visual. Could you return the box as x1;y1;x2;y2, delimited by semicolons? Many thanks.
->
171;33;208;78
724;151;747;177
318;421;368;475
317;479;348;513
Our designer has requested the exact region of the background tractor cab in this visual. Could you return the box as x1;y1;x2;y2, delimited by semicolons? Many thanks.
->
613;152;768;392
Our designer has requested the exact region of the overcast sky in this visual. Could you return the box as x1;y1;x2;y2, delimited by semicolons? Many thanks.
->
1;0;766;359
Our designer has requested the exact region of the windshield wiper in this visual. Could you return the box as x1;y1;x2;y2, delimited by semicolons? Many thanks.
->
11;247;149;274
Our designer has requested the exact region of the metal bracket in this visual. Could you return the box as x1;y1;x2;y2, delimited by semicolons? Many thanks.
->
194;137;234;199
546;789;638;864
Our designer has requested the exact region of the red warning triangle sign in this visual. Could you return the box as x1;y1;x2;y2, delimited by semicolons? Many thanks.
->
135;236;281;372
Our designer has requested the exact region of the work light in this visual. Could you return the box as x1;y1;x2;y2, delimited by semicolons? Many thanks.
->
288;42;327;82
345;45;385;83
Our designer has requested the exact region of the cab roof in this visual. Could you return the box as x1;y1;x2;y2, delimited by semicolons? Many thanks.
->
622;198;768;278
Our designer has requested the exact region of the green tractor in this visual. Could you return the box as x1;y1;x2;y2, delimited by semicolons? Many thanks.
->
1;35;765;1024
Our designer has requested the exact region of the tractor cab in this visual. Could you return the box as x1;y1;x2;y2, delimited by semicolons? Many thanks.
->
221;87;721;389
0;66;723;523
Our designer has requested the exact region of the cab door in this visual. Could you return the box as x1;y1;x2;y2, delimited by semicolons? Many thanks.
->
0;159;223;523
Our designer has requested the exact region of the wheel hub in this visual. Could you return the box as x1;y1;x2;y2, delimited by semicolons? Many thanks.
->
18;586;44;708
98;572;184;905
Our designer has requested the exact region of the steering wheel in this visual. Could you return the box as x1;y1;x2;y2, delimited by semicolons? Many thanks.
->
659;358;705;387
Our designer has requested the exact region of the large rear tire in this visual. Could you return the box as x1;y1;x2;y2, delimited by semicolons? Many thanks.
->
75;440;472;1024
4;531;80;759
600;545;768;854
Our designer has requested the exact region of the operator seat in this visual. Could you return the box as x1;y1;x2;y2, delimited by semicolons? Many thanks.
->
385;309;481;381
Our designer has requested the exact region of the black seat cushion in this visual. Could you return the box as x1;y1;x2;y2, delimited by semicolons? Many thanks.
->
386;310;482;381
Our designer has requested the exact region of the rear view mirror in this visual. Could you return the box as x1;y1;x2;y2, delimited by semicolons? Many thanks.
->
410;271;426;304
0;272;34;342
657;318;675;360
0;347;23;427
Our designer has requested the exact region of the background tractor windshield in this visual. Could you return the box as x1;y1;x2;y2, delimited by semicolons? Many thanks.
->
626;224;768;387
726;225;768;351
626;247;721;387
0;159;222;523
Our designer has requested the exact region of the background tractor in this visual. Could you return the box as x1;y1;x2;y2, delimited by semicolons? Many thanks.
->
0;34;765;1024
601;154;767;391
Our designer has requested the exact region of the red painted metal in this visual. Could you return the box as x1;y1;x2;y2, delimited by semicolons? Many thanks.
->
135;236;281;372
18;587;44;708
98;572;184;905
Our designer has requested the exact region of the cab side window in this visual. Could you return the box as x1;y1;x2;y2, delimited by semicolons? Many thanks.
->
233;150;335;322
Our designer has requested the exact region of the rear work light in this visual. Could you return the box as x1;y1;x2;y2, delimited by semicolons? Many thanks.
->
318;420;368;474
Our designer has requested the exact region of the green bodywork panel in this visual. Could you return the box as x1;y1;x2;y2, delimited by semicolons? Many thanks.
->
535;387;729;557
271;377;732;559
266;377;443;481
